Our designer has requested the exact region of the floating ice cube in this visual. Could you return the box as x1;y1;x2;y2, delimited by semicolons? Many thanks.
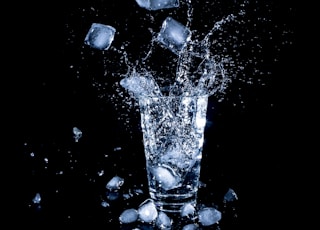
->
106;175;124;190
152;165;180;191
155;211;172;229
138;199;158;223
135;0;179;11
84;23;116;50
198;207;222;226
119;208;139;224
157;17;191;54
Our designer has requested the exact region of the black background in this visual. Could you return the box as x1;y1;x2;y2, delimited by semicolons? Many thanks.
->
6;0;299;228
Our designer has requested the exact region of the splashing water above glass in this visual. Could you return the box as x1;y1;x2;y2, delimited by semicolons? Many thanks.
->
118;10;242;98
72;0;297;150
74;0;294;115
79;0;245;101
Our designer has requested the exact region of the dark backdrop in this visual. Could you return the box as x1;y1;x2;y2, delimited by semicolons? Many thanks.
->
6;0;298;228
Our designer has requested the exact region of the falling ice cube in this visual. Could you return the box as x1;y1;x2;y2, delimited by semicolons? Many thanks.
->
198;207;222;226
157;17;191;54
84;23;116;50
135;0;179;11
138;199;158;223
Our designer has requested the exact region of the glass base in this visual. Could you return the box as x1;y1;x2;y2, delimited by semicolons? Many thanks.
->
150;192;197;213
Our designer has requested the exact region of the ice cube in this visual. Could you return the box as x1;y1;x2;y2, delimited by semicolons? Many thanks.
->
84;23;116;50
106;191;120;201
198;207;222;226
223;188;238;202
180;202;196;218
101;201;110;207
32;193;41;204
106;175;124;190
73;127;82;142
119;208;139;224
152;165;180;191
161;144;191;170
157;17;191;54
182;223;199;230
138;199;158;223
135;0;179;11
155;211;172;229
120;71;161;97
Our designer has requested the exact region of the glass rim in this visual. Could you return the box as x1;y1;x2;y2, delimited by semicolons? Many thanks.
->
137;93;210;99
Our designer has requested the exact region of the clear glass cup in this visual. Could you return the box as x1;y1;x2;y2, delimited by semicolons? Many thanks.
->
138;94;208;213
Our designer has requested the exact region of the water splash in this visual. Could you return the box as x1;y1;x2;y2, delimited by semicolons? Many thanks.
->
118;9;242;98
65;0;294;129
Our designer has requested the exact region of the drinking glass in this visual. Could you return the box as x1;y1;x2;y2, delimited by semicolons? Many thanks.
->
138;94;208;212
